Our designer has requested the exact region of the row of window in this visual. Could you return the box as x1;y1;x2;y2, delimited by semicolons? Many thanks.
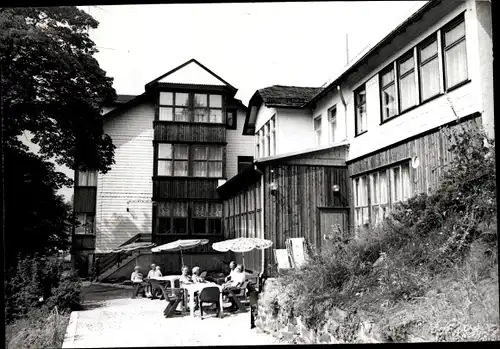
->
158;92;224;123
314;105;338;146
354;14;468;136
353;162;411;227
157;143;223;177
256;114;276;158
156;201;223;235
224;182;262;238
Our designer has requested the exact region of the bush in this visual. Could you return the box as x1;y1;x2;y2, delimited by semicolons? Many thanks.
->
5;254;82;323
262;123;497;338
6;307;70;349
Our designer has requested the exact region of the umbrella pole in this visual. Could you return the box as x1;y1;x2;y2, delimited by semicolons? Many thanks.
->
242;253;245;272
180;248;184;267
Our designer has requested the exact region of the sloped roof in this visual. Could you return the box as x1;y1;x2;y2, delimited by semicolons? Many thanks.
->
145;58;237;93
257;85;323;107
115;94;136;104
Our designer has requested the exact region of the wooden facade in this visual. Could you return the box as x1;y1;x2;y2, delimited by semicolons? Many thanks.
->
73;187;97;213
153;122;226;143
348;115;481;192
153;178;221;200
347;114;482;228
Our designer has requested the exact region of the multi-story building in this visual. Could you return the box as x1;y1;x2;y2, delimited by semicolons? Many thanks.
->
71;59;254;277
217;0;494;275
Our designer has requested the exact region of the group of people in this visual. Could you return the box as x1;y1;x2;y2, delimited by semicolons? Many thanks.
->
130;263;163;299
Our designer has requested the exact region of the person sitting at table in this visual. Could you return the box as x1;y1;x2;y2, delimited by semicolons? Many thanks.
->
144;263;157;298
131;266;146;299
192;266;205;283
179;265;193;285
224;261;237;283
222;264;246;311
154;265;163;278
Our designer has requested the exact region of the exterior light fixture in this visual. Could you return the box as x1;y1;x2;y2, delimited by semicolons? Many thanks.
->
332;184;340;192
269;182;278;196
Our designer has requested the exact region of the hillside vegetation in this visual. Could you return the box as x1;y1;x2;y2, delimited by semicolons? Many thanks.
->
265;122;498;342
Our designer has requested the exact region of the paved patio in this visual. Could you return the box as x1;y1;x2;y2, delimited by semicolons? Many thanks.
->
63;284;283;347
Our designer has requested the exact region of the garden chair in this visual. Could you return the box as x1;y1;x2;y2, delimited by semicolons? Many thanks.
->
198;286;222;319
163;289;184;318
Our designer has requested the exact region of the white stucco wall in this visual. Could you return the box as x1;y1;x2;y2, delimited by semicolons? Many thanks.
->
226;107;255;179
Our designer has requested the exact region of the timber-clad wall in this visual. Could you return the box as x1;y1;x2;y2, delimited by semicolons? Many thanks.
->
154;121;226;143
74;187;97;213
153;178;220;199
348;116;482;195
72;235;96;250
263;165;350;251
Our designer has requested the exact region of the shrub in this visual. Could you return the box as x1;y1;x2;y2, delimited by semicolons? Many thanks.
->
4;254;82;323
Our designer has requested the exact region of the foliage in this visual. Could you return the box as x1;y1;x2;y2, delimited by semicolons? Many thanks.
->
1;6;116;268
0;6;116;172
5;254;82;324
6;307;70;349
263;122;497;337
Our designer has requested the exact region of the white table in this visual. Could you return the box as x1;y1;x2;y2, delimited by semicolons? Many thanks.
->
181;282;224;318
150;275;181;287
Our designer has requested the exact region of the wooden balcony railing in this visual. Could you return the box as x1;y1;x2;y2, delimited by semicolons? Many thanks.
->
154;121;226;143
153;177;221;200
71;235;96;251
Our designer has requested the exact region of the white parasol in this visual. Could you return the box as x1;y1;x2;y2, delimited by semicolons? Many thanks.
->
151;239;209;266
112;241;156;266
212;237;273;271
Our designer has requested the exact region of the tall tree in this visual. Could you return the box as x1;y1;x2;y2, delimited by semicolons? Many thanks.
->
0;7;116;172
0;7;117;269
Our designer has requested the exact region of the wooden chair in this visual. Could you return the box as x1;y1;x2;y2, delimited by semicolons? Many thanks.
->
198;287;222;319
163;289;184;318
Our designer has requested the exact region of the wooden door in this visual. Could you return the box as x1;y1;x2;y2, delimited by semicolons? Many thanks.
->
318;208;349;244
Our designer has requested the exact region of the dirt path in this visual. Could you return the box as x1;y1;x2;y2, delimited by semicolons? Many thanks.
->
63;284;283;347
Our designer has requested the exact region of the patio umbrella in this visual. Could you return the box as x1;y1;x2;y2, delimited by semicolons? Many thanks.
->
112;241;157;266
151;239;209;266
212;237;273;271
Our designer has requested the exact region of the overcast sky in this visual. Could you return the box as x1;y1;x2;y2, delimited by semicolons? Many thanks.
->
50;1;428;200
82;1;428;105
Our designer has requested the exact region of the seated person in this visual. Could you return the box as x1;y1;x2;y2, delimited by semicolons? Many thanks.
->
145;263;157;298
191;266;206;283
222;264;247;311
131;266;146;299
179;265;193;285
154;265;163;278
224;261;237;283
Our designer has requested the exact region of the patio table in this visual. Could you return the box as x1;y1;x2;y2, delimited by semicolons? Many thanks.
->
149;275;182;299
181;282;224;318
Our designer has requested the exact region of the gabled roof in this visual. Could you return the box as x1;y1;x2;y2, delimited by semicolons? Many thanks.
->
145;58;237;93
242;85;323;135
257;85;323;108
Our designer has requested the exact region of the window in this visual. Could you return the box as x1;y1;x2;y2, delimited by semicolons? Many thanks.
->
226;109;237;129
270;115;276;156
355;85;367;135
157;144;222;177
157;201;188;234
314;115;322;146
75;213;95;235
157;143;189;176
380;66;397;121
443;17;468;89
159;92;224;123
265;123;270;157
353;162;411;228
353;176;369;227
192;202;222;235
328;106;337;143
238;156;254;173
398;52;418;111
76;171;97;186
418;36;440;101
259;129;264;158
192;145;223;178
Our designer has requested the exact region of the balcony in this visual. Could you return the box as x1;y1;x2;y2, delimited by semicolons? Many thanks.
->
153;177;221;200
154;121;226;143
